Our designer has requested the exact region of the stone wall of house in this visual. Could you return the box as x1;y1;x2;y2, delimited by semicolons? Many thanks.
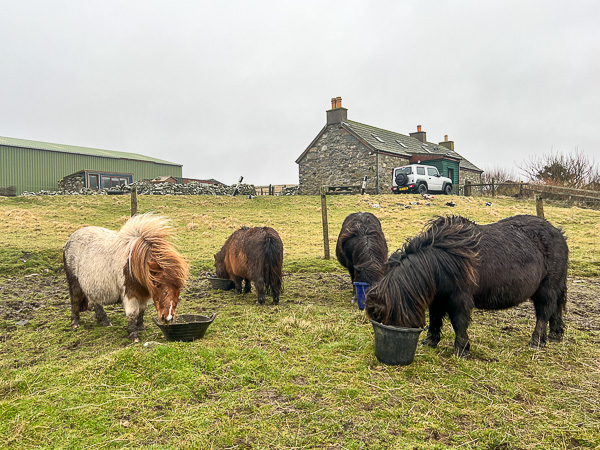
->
298;125;409;195
459;168;483;191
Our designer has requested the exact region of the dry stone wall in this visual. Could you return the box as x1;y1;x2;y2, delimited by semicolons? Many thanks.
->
21;180;257;197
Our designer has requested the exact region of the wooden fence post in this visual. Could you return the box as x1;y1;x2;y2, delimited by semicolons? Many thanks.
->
131;187;138;217
491;178;495;198
536;195;544;218
320;187;330;260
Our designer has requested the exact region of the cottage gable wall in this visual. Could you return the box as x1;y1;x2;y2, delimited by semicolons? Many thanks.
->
298;124;412;195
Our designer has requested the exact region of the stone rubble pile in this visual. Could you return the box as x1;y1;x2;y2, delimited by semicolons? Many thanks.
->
281;185;300;196
21;181;257;197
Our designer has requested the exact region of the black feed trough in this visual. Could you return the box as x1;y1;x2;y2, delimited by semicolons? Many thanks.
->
153;313;216;342
207;275;235;290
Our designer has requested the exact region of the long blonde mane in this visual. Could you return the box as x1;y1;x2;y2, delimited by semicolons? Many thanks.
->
119;214;189;290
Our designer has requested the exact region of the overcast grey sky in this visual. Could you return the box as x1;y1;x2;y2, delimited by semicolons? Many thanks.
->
1;1;599;186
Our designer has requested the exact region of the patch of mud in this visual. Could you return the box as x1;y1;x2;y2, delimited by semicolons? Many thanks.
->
0;274;598;333
0;275;69;322
473;277;600;332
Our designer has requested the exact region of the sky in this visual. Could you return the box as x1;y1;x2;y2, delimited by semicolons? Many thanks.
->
1;0;599;186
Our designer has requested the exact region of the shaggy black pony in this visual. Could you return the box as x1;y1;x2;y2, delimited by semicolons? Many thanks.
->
365;214;568;358
336;212;389;290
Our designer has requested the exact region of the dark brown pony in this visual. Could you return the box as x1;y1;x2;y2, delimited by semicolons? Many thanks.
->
336;212;388;290
214;226;283;305
64;214;189;342
366;214;568;358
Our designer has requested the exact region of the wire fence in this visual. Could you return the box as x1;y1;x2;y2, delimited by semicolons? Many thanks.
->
459;181;600;209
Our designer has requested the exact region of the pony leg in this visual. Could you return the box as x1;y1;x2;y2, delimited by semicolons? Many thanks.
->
243;279;252;294
93;304;112;327
548;283;567;343
136;302;147;332
448;296;474;358
529;281;561;349
255;279;266;305
422;300;445;348
69;287;85;329
233;277;243;294
123;297;141;342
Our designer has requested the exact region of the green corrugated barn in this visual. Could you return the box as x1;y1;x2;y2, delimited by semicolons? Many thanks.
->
0;136;182;195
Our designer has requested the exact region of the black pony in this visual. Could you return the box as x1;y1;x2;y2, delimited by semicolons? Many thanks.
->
366;214;568;358
336;212;389;291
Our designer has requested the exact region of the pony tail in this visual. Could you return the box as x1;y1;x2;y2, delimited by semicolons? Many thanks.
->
262;234;284;295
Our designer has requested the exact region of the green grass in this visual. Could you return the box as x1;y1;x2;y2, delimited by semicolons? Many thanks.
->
0;194;599;448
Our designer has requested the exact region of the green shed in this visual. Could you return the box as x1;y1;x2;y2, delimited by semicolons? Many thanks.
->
0;136;182;195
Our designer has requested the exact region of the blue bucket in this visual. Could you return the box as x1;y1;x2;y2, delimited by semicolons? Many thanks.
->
353;282;370;310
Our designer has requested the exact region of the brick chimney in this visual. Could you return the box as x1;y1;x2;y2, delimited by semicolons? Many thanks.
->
409;125;427;143
326;96;348;125
439;134;455;151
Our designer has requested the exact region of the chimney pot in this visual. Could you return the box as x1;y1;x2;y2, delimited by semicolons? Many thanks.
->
417;125;422;132
326;96;347;124
444;135;448;142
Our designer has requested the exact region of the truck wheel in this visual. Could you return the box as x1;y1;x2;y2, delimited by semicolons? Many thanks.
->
418;184;428;195
444;184;452;195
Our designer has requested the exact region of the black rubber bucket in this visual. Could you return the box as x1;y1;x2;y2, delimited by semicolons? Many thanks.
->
207;276;235;290
370;319;422;366
153;313;216;342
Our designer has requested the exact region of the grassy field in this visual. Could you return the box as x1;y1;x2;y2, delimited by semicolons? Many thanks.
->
0;193;599;449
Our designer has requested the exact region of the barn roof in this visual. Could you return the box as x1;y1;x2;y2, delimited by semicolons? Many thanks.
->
343;120;482;172
0;136;181;166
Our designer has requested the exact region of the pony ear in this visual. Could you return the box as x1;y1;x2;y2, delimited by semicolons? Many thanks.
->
148;260;162;274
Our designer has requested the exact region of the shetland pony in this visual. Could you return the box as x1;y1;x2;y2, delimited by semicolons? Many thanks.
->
214;226;283;305
64;214;189;342
336;212;388;294
366;215;568;358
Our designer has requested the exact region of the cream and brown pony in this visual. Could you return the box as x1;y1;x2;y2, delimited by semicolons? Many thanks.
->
64;214;189;341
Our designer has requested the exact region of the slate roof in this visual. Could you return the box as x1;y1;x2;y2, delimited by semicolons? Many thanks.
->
343;120;482;172
0;136;181;166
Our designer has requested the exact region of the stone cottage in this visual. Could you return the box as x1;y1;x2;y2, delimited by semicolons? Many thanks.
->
295;97;482;195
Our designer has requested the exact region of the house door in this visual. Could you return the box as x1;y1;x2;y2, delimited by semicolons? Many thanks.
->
447;168;454;184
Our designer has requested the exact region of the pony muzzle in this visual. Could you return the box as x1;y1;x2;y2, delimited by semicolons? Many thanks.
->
160;303;175;324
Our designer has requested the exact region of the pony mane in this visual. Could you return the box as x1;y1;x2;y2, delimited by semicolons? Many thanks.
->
119;214;189;290
393;215;480;289
367;215;480;327
351;233;388;285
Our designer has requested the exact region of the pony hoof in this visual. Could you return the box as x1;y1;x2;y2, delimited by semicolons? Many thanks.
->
528;342;545;350
548;333;563;343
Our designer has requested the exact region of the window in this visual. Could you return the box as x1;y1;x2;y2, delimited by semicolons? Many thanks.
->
427;167;438;176
417;167;426;175
88;174;99;189
395;140;408;149
395;166;412;176
422;145;432;153
101;176;111;189
371;133;384;143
